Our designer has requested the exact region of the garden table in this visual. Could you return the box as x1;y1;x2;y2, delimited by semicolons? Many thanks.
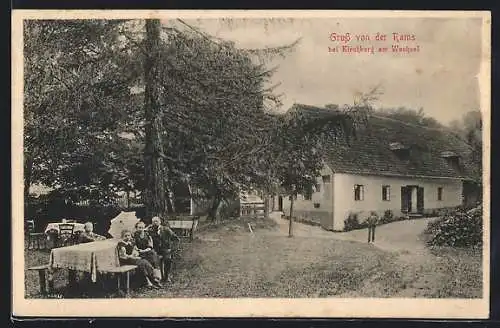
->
49;239;121;282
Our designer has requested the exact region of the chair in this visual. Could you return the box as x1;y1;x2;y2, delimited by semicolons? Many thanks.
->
25;220;46;250
57;223;75;247
28;233;46;250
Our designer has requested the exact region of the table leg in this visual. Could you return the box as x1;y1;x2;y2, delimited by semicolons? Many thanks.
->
68;269;77;291
117;273;121;291
27;235;32;250
38;269;47;295
48;276;54;293
125;272;130;295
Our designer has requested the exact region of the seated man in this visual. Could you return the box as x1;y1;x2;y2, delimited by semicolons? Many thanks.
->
147;216;180;282
78;222;106;243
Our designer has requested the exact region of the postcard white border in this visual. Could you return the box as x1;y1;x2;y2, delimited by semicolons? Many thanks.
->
12;9;491;318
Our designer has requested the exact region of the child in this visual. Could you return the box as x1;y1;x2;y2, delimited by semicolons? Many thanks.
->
133;221;163;284
367;211;379;243
78;222;106;243
117;229;161;288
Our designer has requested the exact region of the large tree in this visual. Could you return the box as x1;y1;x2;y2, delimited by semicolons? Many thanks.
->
24;20;143;207
149;23;295;221
141;19;170;219
25;18;344;225
449;110;482;182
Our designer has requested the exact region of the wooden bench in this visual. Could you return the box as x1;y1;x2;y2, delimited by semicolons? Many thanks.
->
168;217;199;241
27;232;47;250
28;264;138;296
106;265;138;295
27;264;53;295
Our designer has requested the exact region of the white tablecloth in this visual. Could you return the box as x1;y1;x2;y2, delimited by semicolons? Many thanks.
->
44;222;86;234
49;239;121;282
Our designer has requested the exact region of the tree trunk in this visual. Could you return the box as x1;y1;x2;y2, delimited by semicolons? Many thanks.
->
208;194;222;223
288;193;295;237
24;151;34;216
186;181;194;215
264;194;270;219
143;19;168;220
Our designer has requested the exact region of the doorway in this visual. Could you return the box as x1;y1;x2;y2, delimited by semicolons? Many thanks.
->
401;185;424;214
278;196;283;212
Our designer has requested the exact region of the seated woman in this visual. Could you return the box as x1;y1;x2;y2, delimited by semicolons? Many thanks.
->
133;221;162;284
78;222;106;244
117;229;161;289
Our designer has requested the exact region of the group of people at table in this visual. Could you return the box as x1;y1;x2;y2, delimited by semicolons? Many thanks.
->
77;216;180;289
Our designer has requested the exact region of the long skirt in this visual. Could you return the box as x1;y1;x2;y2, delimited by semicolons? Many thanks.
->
140;249;161;269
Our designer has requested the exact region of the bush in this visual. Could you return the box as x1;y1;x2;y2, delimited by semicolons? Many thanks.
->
423;206;482;248
379;210;394;224
384;209;394;220
343;212;368;231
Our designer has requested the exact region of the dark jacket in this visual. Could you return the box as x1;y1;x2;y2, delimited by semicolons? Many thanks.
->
366;214;379;226
147;225;178;253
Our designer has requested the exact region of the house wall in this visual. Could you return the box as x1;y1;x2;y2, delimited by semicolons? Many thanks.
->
280;166;335;230
333;173;463;231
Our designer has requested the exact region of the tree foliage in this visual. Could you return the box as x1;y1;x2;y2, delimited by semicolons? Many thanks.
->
153;27;285;219
24;18;361;227
449;110;482;170
24;20;143;204
375;106;443;129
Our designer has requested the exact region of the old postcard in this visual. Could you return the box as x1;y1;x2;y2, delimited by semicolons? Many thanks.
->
12;10;491;318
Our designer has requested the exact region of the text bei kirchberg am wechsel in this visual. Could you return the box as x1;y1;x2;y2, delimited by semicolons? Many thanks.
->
328;32;421;55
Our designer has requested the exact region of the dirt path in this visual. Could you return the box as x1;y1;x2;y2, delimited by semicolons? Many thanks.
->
269;211;436;254
268;212;445;297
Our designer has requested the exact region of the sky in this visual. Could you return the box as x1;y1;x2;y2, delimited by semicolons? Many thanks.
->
166;17;483;124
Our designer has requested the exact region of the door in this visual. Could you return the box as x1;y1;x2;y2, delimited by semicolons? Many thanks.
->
417;187;424;214
278;196;283;212
401;186;411;213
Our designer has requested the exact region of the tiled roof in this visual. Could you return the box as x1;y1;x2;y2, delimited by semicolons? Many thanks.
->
290;104;478;180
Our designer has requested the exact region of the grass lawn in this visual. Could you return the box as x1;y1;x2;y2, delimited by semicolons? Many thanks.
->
24;217;482;298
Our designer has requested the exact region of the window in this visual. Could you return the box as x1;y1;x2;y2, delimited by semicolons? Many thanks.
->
382;185;391;201
303;185;313;200
354;184;364;201
322;175;331;183
437;187;443;201
313;203;320;208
